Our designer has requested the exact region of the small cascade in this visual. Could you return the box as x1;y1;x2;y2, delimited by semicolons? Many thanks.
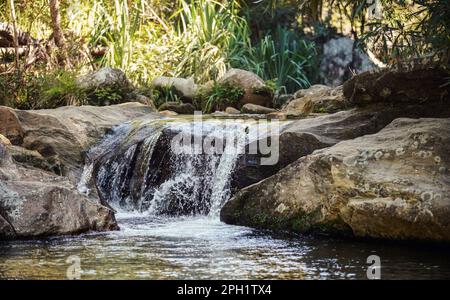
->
78;117;282;218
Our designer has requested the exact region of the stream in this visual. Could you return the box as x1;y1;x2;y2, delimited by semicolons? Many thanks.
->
1;116;449;280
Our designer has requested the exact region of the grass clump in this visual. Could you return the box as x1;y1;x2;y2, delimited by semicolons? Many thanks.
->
150;85;183;109
195;82;244;113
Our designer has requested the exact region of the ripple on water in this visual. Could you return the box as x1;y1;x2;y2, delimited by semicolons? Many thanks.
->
1;214;450;279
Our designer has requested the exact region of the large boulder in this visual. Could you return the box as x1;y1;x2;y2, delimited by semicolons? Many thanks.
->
0;102;157;182
0;103;160;239
152;77;198;103
219;69;273;108
0;145;117;239
222;118;450;242
77;67;131;91
344;67;450;106
232;101;450;192
320;37;375;86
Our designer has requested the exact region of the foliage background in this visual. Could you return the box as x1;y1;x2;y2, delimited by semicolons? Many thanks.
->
1;0;448;108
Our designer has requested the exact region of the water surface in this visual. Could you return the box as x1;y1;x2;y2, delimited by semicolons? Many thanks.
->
1;213;449;280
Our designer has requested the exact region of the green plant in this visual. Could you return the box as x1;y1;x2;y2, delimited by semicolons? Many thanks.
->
357;0;450;66
197;82;244;113
88;87;124;106
171;0;250;83
232;26;318;94
43;70;87;108
151;84;182;109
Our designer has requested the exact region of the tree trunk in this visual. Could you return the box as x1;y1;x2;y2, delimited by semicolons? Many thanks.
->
310;0;321;22
8;0;20;71
49;0;65;48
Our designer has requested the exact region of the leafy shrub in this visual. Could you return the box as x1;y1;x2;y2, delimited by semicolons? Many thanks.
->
42;71;87;108
1;69;130;109
171;0;250;84
0;72;48;110
231;26;318;94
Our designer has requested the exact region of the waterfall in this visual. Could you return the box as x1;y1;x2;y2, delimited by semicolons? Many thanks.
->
78;117;281;218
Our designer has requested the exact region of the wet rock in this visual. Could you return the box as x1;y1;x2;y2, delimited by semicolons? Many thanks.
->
91;126;222;215
219;69;273;108
158;102;196;114
152;77;198;103
241;104;277;114
222;118;450;242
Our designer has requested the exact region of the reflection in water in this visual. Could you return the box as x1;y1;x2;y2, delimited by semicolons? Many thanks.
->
1;213;449;280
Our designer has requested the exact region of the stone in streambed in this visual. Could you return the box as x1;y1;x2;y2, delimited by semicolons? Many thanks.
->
158;102;195;114
222;118;450;242
0;143;118;239
225;107;240;114
241;104;277;114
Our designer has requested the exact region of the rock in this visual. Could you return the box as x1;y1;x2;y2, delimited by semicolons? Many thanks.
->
211;111;229;117
225;107;240;114
7;144;59;174
0;107;24;145
0;145;118;239
343;67;450;106
222;118;450;242
231;101;450;192
134;94;156;110
293;84;331;99
158;102;195;114
1;102;156;182
77;67;132;92
0;214;15;238
275;94;294;108
283;85;348;115
219;69;273;108
0;134;11;145
0;103;158;239
159;110;179;117
152;77;198;103
241;104;277;114
266;112;288;120
320;37;376;86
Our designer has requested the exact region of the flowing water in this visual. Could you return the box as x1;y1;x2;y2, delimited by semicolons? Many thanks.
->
1;116;450;280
